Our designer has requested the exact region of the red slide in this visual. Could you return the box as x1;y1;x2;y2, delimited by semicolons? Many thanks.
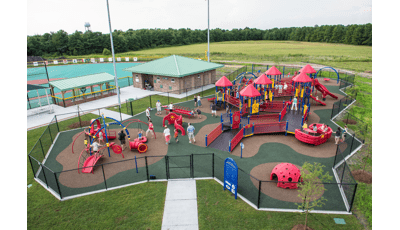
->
309;94;326;106
81;154;103;174
314;79;338;99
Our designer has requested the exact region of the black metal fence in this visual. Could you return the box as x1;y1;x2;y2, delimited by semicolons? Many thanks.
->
333;143;358;212
28;66;363;212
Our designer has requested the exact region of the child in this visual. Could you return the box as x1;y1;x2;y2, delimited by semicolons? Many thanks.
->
90;139;102;154
335;127;341;145
164;125;171;145
138;130;144;141
342;125;348;142
98;130;104;145
146;121;155;138
168;103;174;114
174;128;179;143
118;130;126;150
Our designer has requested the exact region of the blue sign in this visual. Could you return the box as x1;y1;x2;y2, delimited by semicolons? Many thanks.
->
224;157;238;199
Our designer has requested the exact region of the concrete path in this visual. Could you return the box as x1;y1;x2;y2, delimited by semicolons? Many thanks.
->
27;84;214;130
161;179;199;230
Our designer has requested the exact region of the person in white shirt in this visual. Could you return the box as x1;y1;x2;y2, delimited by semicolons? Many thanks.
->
197;94;202;107
90;140;102;154
283;82;288;91
145;107;151;121
168;103;174;114
98;131;104;145
163;125;171;145
187;123;196;143
156;100;162;115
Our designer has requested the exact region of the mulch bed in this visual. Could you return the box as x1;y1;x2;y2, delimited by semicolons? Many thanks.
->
250;162;325;203
342;119;357;125
56;128;168;188
68;120;91;129
292;224;314;230
351;170;372;184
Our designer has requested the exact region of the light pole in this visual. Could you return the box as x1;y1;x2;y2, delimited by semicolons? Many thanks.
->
207;0;210;62
106;0;121;107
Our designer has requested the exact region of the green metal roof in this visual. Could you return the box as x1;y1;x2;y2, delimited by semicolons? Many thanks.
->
49;72;115;91
123;55;224;78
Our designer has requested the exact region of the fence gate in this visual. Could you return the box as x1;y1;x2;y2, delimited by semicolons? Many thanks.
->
166;155;193;179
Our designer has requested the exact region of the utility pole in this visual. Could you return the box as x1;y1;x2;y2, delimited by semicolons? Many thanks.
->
207;0;210;62
106;0;121;107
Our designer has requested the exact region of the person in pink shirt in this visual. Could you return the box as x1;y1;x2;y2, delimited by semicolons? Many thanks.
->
146;121;155;138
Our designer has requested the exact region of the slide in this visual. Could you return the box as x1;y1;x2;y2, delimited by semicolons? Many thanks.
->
314;79;338;99
309;94;326;106
81;155;103;173
174;119;186;135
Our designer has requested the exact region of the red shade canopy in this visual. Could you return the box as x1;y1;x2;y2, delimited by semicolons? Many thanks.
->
299;64;317;74
240;84;261;97
264;66;282;76
215;76;233;87
292;72;312;83
254;74;273;85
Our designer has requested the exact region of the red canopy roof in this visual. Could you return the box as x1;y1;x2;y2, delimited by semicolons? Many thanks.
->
254;74;272;85
299;64;317;74
215;76;233;87
292;72;312;83
240;84;261;97
264;66;282;76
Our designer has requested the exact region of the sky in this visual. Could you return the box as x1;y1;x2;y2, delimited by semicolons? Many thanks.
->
27;0;372;35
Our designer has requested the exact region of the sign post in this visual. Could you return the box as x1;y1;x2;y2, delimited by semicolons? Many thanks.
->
224;157;238;199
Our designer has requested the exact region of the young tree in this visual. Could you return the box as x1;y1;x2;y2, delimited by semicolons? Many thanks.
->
102;48;111;56
297;162;332;230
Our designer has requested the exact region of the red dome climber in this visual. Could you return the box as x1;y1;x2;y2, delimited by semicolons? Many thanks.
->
292;72;312;83
270;163;302;189
239;84;261;98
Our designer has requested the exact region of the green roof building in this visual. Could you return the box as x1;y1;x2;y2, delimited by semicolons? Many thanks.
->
123;55;223;93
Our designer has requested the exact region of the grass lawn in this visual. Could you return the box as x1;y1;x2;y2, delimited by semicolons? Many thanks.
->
196;180;364;230
67;41;372;73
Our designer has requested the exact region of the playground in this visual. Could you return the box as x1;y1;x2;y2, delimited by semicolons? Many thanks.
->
29;65;361;213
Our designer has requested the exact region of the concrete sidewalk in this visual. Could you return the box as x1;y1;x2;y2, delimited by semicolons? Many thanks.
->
27;85;214;130
162;179;199;230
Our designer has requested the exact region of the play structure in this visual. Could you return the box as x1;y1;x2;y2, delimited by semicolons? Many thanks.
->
205;64;338;152
73;115;152;174
295;123;333;146
165;105;194;118
270;163;302;189
162;112;186;135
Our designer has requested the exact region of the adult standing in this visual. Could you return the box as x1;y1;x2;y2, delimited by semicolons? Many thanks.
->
118;130;126;150
156;100;162;115
194;95;197;107
197;94;202;107
145;107;151;122
342;125;348;142
291;97;298;112
211;102;217;117
335;127;341;145
187;123;196;144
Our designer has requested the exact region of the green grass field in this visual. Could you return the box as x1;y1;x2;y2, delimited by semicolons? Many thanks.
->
68;40;372;73
196;180;364;230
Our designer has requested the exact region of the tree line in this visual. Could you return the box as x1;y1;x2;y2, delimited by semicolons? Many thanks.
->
27;23;371;57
